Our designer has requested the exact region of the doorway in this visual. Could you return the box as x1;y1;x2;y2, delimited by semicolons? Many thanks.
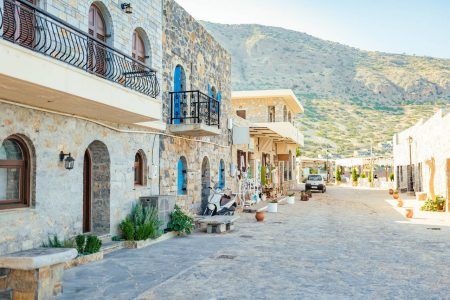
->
83;141;111;235
83;149;92;233
201;156;210;214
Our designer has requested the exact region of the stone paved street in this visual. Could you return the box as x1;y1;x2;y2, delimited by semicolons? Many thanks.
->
60;187;450;299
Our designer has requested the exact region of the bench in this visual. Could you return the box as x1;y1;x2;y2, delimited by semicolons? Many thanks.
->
0;247;77;299
197;216;240;234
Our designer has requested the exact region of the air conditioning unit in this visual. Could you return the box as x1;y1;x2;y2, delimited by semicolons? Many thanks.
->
140;195;176;230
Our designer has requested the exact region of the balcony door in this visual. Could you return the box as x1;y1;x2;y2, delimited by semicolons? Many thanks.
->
173;65;185;124
132;31;146;64
2;0;36;48
88;4;107;76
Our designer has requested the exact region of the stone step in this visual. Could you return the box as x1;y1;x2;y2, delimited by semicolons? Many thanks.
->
98;234;112;244
101;241;123;256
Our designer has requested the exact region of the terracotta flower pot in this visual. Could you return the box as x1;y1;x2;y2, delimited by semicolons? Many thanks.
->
405;208;414;219
393;193;399;200
255;211;265;222
397;199;403;207
389;189;394;195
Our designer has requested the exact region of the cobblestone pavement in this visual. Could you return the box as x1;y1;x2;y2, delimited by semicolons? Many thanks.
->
60;187;450;299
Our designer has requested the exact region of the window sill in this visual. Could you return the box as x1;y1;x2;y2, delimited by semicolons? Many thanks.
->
0;206;34;214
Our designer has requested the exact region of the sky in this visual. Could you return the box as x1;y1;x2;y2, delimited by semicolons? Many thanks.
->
176;0;450;59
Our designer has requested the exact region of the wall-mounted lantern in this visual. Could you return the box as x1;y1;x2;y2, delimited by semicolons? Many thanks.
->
121;3;133;14
59;151;75;170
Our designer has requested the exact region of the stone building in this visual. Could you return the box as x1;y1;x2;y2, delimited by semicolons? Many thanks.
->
231;90;304;196
393;110;450;208
0;0;164;254
159;0;232;214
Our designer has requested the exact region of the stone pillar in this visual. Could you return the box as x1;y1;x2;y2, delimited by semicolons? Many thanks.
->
6;263;65;300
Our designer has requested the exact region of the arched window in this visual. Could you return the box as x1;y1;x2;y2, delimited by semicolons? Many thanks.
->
134;151;145;186
283;105;287;122
218;159;225;188
177;157;187;195
0;135;31;208
132;30;146;63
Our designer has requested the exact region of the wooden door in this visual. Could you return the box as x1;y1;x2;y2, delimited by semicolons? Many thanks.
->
2;0;36;48
83;150;92;233
88;4;106;75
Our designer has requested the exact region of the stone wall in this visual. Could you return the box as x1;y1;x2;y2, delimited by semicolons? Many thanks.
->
160;0;232;213
0;102;160;255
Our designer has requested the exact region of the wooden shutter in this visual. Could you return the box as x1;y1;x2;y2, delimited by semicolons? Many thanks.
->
132;31;146;63
2;0;35;47
88;4;106;75
236;110;246;119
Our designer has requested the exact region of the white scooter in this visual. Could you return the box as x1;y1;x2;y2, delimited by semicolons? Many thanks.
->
203;185;237;216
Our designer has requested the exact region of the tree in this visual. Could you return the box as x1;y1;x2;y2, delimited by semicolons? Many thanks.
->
335;167;342;182
351;168;359;183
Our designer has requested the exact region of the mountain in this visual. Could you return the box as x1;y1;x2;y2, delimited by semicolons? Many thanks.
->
201;21;450;157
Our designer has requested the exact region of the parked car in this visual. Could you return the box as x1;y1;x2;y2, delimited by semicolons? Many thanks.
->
305;174;327;193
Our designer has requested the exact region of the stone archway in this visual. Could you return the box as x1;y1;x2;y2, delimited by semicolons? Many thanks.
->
201;156;210;214
84;140;111;235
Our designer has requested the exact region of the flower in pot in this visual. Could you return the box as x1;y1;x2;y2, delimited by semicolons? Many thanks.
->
300;191;309;201
405;208;414;219
268;200;278;213
393;190;399;200
389;189;394;195
397;198;404;207
255;211;265;222
287;193;295;204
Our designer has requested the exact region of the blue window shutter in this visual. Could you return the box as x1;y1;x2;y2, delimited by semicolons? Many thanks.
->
217;92;221;102
177;159;184;195
173;67;183;124
208;84;212;97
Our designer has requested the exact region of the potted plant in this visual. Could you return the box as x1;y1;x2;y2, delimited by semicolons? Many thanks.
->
335;168;342;185
393;190;399;200
405;207;414;219
300;191;309;201
268;200;278;213
287;193;295;204
389;188;394;195
255;210;265;222
397;198;404;207
351;168;358;186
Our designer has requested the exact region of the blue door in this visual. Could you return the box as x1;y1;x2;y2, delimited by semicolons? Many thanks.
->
177;159;185;195
173;66;183;124
218;160;225;188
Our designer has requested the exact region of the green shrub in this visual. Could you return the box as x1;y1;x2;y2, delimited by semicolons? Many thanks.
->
42;235;64;248
75;234;102;255
119;218;135;241
421;196;446;212
75;234;86;253
335;168;342;182
119;203;162;241
361;173;367;179
167;205;194;236
351;168;359;182
390;173;395;182
84;235;102;254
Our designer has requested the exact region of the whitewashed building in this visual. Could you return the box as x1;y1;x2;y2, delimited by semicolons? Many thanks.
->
393;110;450;208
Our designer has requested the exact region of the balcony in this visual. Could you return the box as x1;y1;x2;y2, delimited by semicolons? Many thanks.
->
168;91;221;136
0;0;161;125
250;122;304;146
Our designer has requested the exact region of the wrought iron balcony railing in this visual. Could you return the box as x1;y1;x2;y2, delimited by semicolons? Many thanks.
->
169;91;220;127
0;0;159;98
